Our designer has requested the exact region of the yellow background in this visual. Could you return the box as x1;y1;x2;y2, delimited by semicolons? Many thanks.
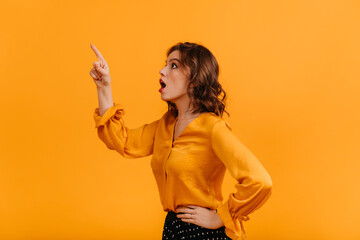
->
1;0;359;239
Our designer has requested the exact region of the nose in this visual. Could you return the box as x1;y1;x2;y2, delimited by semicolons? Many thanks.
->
159;66;166;76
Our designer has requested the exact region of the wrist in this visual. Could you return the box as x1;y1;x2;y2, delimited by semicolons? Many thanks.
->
97;84;112;93
218;216;224;227
215;210;225;227
97;85;114;116
97;85;112;99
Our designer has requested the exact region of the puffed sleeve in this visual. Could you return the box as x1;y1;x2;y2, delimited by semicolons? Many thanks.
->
94;103;160;158
211;119;272;240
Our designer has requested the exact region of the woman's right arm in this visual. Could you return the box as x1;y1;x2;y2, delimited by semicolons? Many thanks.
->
89;44;114;115
90;44;159;158
93;104;159;158
97;86;114;116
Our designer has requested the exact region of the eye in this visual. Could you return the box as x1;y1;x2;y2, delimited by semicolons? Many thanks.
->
171;63;178;69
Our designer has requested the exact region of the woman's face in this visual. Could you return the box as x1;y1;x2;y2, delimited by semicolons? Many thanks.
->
159;50;190;103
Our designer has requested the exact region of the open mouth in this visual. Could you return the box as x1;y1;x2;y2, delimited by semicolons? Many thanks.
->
159;79;166;92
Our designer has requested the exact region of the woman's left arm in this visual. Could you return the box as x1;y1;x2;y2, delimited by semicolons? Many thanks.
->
210;119;273;240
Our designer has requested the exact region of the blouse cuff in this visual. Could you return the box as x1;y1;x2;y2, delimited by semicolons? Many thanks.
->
93;103;125;128
216;200;249;240
217;201;235;231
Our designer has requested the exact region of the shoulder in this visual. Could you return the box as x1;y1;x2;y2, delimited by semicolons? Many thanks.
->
198;112;232;131
159;110;176;125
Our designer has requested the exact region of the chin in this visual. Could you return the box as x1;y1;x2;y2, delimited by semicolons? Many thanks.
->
160;96;169;101
160;93;171;101
161;93;185;103
161;97;173;102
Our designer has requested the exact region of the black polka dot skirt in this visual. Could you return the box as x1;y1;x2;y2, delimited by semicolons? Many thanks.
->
162;211;231;240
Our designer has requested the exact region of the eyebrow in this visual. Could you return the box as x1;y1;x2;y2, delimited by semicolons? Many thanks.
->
165;58;181;64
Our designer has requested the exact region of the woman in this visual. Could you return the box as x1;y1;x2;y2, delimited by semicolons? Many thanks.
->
89;42;272;240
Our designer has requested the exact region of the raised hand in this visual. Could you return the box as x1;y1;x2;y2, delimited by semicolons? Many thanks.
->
90;44;111;88
175;205;224;229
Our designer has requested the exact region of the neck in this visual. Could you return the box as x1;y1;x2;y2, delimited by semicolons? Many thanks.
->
173;97;200;121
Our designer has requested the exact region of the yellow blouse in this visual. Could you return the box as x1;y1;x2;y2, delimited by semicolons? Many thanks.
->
93;103;272;240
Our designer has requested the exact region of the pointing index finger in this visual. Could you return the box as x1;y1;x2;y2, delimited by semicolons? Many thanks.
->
90;44;107;65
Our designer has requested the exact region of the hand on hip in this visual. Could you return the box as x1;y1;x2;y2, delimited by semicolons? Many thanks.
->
175;205;224;229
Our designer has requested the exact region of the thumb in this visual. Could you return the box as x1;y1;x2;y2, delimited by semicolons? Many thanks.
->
94;62;107;75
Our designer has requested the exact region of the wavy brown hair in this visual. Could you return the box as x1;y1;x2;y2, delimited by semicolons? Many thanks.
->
166;42;229;118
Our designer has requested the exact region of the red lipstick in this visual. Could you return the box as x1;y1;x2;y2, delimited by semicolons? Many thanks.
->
159;78;166;93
